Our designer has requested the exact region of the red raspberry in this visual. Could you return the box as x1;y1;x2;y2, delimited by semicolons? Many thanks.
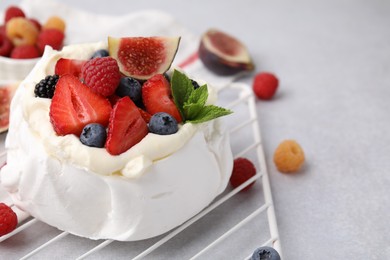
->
0;34;13;57
37;29;65;53
0;203;18;237
4;6;25;23
82;57;121;97
229;157;257;191
28;18;42;31
0;25;6;37
252;72;279;100
10;45;40;59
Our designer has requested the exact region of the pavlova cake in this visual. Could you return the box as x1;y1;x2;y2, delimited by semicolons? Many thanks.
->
0;36;233;241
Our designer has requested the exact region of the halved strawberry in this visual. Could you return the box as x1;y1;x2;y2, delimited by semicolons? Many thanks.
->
50;74;112;136
142;74;182;122
105;96;148;155
137;107;152;123
55;58;87;78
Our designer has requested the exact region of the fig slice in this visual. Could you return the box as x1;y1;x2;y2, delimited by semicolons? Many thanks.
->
108;36;181;80
198;29;254;76
0;82;19;133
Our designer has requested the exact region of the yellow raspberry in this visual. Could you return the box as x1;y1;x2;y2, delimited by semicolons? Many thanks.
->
273;140;305;173
43;16;66;32
6;17;39;46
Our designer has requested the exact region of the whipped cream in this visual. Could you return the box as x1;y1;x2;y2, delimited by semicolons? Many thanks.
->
0;42;233;241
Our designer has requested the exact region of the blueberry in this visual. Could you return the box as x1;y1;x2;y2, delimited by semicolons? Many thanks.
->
115;77;142;104
251;246;280;260
148;112;178;135
80;123;107;148
191;79;200;89
90;49;109;59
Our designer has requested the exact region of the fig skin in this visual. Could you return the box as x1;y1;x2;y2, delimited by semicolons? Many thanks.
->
198;29;254;76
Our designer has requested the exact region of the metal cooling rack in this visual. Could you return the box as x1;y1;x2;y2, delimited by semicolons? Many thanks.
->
0;81;281;260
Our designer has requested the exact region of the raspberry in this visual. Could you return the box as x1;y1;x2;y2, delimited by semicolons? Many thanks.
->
0;34;13;57
4;6;25;23
43;16;66;33
0;203;18;237
37;29;65;53
252;72;279;100
6;17;39;46
28;18;42;31
229;157;257;191
273;140;305;173
82;57;121;97
10;45;40;59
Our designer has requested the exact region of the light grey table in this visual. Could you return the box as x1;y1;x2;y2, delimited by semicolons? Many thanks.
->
1;0;389;259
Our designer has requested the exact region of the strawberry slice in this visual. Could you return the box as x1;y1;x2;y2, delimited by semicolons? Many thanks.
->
55;58;87;78
50;74;112;136
142;74;182;123
106;96;148;155
137;107;152;123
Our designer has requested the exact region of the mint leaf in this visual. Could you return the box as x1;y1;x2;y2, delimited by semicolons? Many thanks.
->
170;69;233;123
186;105;233;124
183;84;208;119
183;102;204;119
187;84;208;106
171;69;193;118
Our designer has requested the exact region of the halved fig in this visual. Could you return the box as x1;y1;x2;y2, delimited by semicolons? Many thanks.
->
108;36;181;80
198;29;254;75
0;82;19;133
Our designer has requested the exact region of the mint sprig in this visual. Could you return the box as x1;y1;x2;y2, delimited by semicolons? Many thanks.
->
171;69;232;124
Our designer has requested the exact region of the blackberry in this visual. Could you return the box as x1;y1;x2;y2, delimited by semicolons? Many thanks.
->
34;75;59;98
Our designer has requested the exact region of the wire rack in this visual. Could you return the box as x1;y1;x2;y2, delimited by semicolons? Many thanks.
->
0;75;281;260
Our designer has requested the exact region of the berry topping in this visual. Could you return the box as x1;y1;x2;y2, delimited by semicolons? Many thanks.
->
4;6;25;23
90;49;109;59
137;108;152;123
82;57;121;97
105;96;148;155
273;140;305;173
49;75;112;136
80;123;107;148
191;79;200;89
115;77;142;104
34;74;59;98
252;72;279;100
10;45;40;59
148;112;178;135
229;157;257;191
0;34;13;57
251;246;281;260
142;74;182;123
0;203;18;237
55;58;87;78
37;28;64;52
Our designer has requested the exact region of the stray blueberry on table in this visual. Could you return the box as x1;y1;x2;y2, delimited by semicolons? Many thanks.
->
90;49;109;59
80;123;107;148
148;112;178;135
34;74;59;98
251;246;281;260
115;77;142;104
